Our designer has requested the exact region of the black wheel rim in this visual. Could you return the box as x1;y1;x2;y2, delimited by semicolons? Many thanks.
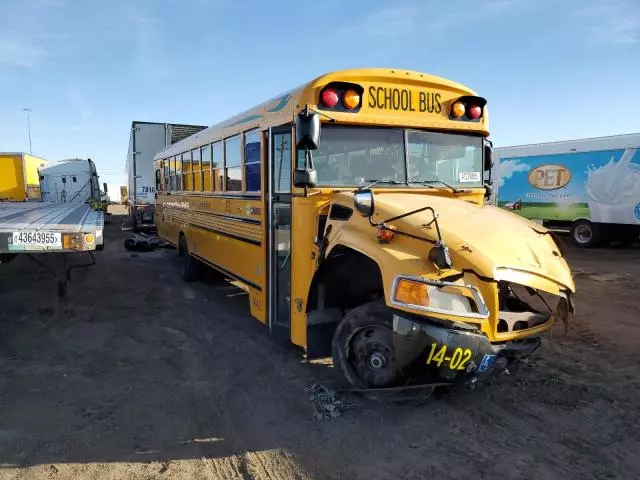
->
574;224;592;244
347;325;401;388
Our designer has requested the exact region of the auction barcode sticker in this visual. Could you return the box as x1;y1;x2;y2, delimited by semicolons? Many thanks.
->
459;171;481;183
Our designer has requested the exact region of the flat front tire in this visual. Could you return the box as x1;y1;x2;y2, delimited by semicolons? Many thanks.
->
331;301;405;390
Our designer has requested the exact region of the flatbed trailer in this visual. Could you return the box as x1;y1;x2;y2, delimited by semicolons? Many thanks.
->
0;202;104;312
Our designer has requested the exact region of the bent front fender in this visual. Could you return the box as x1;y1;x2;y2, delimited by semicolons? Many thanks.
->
324;222;439;303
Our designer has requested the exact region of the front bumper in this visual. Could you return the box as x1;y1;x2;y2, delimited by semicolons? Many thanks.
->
393;312;543;384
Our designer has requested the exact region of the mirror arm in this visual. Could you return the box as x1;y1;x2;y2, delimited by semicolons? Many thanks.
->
382;206;443;240
369;218;439;246
303;106;336;123
371;206;445;246
305;149;315;171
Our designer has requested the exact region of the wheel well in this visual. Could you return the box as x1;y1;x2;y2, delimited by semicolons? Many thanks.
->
307;245;384;313
305;245;385;360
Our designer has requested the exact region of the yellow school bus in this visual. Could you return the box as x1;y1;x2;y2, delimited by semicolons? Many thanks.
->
154;68;575;392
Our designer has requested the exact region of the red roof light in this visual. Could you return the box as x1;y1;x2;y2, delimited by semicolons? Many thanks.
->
320;88;339;108
467;105;482;120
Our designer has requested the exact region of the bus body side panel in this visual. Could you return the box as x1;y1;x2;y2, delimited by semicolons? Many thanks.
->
289;194;335;348
155;199;178;245
157;193;267;323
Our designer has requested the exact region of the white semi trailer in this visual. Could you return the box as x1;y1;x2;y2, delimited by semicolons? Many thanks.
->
40;158;102;204
125;122;206;230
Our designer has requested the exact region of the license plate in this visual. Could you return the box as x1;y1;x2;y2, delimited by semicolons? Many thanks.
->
10;231;62;251
425;342;474;372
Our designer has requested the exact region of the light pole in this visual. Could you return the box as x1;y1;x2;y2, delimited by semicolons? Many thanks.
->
22;107;32;154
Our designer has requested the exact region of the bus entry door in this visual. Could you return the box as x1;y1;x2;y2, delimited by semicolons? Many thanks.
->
268;128;293;335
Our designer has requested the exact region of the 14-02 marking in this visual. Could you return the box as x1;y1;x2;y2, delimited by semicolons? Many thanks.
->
425;343;473;371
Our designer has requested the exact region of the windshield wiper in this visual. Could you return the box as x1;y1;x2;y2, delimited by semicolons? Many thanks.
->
358;179;404;190
412;179;460;194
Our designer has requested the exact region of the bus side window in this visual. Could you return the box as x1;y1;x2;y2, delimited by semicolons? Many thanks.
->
201;144;211;191
192;147;202;191
176;155;183;191
162;159;169;192
212;141;223;191
244;129;261;192
225;135;242;192
170;156;176;191
182;151;192;191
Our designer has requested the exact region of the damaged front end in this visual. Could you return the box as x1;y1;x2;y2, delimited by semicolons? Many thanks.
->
497;281;573;334
390;276;574;386
330;189;576;393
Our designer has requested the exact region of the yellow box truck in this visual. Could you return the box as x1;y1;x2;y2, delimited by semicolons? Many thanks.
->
0;153;48;201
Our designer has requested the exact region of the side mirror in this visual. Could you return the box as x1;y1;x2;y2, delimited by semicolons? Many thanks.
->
293;169;317;188
354;189;374;217
484;144;494;171
103;182;108;193
293;109;320;189
295;110;320;150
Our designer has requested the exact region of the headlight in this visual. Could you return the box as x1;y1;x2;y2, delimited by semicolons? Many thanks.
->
391;276;489;319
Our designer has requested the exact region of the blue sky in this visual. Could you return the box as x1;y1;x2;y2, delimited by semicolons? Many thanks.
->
1;0;639;196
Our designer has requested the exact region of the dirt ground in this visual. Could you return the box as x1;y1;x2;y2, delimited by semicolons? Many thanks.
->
1;205;639;480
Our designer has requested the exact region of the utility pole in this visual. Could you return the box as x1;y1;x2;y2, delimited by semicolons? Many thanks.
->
22;107;32;154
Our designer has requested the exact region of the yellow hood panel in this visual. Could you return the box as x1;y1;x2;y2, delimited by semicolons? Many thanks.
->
341;191;575;293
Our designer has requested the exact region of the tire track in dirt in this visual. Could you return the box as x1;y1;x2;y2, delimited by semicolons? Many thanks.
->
200;454;247;480
245;450;311;480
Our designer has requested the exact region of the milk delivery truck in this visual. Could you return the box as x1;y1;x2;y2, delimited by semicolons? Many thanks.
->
125;122;206;230
495;133;640;247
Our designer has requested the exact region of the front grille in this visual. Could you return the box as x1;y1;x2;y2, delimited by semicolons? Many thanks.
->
496;282;561;334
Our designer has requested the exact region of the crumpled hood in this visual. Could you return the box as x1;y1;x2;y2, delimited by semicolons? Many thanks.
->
359;192;575;292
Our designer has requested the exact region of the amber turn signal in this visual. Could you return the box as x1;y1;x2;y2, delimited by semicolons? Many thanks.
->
342;89;361;109
451;102;466;118
394;279;429;307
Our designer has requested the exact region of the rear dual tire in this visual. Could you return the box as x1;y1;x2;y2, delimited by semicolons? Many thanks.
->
570;220;639;248
178;234;200;282
570;220;601;248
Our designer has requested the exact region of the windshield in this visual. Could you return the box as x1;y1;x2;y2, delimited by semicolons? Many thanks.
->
300;126;484;188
